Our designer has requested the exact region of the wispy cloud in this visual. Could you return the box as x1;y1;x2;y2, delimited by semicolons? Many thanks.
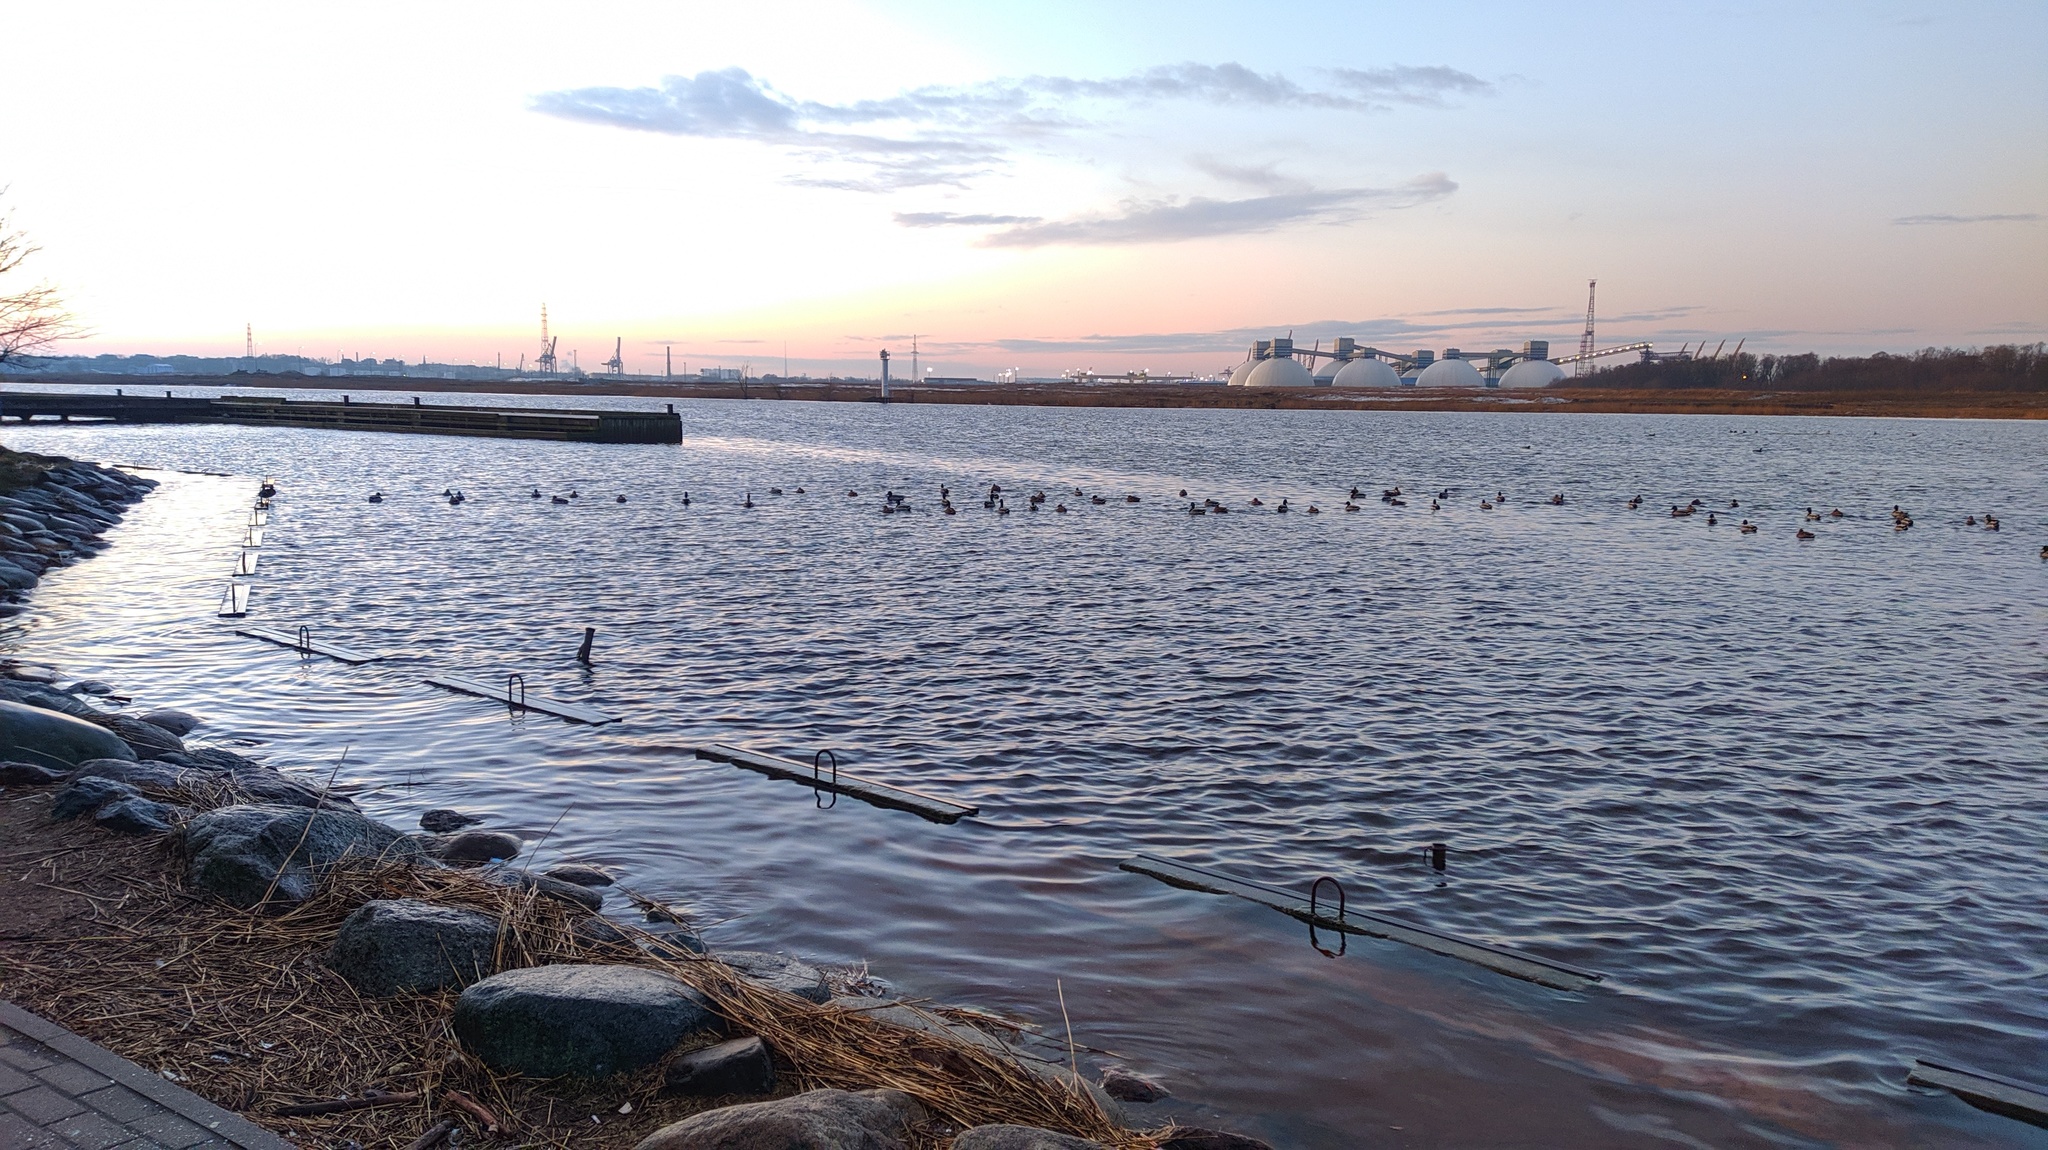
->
1892;212;2040;225
533;63;1490;189
909;174;1457;247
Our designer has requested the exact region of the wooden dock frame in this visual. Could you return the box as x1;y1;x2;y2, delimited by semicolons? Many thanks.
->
424;674;616;725
1120;853;1604;992
694;742;979;824
1908;1059;2048;1128
234;626;384;665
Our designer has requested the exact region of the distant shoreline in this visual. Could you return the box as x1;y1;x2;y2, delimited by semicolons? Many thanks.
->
10;372;2046;420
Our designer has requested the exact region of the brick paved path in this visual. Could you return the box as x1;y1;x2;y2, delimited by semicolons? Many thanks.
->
0;1000;292;1149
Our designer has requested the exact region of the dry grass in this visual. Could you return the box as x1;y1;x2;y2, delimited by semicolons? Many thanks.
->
0;790;1166;1148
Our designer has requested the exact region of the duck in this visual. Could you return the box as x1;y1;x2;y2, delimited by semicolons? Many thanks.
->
1031;491;1045;504
1179;489;1189;498
1389;497;1406;507
1796;528;1816;540
742;492;754;508
846;490;860;498
1054;503;1068;513
1984;517;2000;532
1805;508;1823;522
990;483;1003;495
1729;499;1740;508
551;495;570;505
1276;499;1291;514
1496;491;1507;503
1250;497;1264;507
793;487;805;494
1349;487;1365;500
570;490;580;499
441;487;453;497
1072;487;1084;496
530;487;542;499
1549;493;1565;505
1627;495;1642;509
1739;520;1758;533
682;493;692;507
1212;504;1229;514
367;491;383;504
881;503;895;515
1966;515;1977;525
615;494;627;504
940;485;951;499
943;503;957;515
1707;512;1718;525
1189;502;1206;516
448;490;465;506
769;487;783;496
1829;508;1844;517
1480;499;1494;510
1344;502;1360;512
1306;505;1321;515
259;481;278;499
1091;495;1108;505
1125;495;1140;503
1670;505;1692;518
2040;545;2048;560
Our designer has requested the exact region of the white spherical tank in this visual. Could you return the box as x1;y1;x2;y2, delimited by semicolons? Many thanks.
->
1332;358;1400;388
1227;360;1259;387
1499;359;1566;389
1244;357;1315;388
1417;358;1485;388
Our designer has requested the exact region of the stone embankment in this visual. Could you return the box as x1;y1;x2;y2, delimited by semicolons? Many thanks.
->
0;450;1272;1149
0;450;157;612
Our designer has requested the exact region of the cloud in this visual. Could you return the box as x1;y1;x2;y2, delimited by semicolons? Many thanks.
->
1892;212;2040;225
935;174;1457;247
1187;157;1311;194
894;211;1042;228
533;63;1490;189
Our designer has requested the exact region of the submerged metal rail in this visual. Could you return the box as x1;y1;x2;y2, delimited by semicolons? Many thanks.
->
1120;853;1604;992
695;742;978;824
235;626;385;665
425;674;615;725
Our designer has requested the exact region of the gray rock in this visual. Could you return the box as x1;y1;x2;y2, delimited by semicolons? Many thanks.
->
0;761;65;785
633;1089;923;1150
326;899;502;995
437;830;523;864
1098;1066;1168;1103
542;863;615;887
573;916;632;947
419;808;482;833
1160;1131;1274;1150
663;1036;776;1097
3;665;58;684
186;745;263;772
0;560;36;591
642;931;708;960
71;757;197;791
138;709;201;736
718;951;831;1004
52;775;142;820
498;869;605;911
227;768;349;810
953;1126;1108;1150
10;685;102;720
453;964;722;1078
0;700;134;770
105;715;184;759
94;796;182;835
66;680;114;697
181;803;425;909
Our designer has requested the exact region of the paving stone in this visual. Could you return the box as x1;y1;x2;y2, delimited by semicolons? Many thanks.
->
0;1060;37;1093
36;1058;114;1094
78;1084;161;1124
0;1109;64;1146
0;1039;57;1071
130;1110;213;1148
52;1107;135;1149
6;1082;86;1123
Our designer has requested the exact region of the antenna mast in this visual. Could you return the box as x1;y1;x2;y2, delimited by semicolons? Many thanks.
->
245;323;253;358
1576;280;1596;379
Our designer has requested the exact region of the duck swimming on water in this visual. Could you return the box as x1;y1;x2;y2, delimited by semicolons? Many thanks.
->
615;494;627;504
1796;528;1816;540
742;492;754;508
367;491;383;504
551;495;569;505
530;487;542;499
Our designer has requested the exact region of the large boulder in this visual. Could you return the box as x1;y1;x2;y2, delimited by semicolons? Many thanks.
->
51;775;143;820
0;559;35;591
139;709;202;736
94;796;183;835
436;830;523;864
662;1036;776;1097
718;951;831;1004
953;1127;1108;1150
0;761;65;785
543;863;615;887
326;899;502;995
105;715;184;759
453;965;722;1078
496;869;604;911
419;808;482;833
0;700;134;768
634;1089;925;1150
181;804;424;909
1098;1066;1168;1103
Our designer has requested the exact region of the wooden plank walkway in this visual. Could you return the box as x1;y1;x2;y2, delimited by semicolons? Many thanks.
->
694;742;979;824
1120;853;1604;992
425;674;616;725
235;626;384;665
1908;1059;2048;1128
216;582;250;619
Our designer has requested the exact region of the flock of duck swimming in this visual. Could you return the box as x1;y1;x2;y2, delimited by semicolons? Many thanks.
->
361;481;2037;554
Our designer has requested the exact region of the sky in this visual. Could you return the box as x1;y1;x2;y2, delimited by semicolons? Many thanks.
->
4;0;2044;378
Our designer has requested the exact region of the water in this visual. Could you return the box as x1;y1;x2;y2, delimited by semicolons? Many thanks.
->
5;393;2045;1148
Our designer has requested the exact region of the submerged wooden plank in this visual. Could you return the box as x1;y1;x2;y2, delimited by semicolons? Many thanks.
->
1120;853;1603;992
695;742;979;824
235;626;384;665
243;527;264;548
424;674;616;725
217;582;250;618
235;549;259;576
1909;1059;2048;1128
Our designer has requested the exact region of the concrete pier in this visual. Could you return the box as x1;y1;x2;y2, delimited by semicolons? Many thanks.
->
0;391;682;445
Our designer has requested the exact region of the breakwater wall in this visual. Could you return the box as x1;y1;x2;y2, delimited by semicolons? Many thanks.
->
0;390;684;445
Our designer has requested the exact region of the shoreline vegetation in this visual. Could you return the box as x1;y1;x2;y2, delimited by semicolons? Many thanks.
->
10;344;2046;420
0;452;1239;1150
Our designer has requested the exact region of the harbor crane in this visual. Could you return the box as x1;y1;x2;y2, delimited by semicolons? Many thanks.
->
604;337;624;375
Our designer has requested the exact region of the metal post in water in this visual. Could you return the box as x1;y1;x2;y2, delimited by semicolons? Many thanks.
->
576;627;595;665
1430;842;1448;871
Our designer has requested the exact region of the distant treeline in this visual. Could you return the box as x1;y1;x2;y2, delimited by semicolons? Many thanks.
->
1580;344;2047;393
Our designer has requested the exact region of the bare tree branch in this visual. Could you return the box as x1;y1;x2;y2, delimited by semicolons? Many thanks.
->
0;193;84;363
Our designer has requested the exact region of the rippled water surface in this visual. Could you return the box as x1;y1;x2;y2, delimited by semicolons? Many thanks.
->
5;390;2046;1148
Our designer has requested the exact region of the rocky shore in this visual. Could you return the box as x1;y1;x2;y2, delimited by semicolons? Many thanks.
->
0;448;158;613
0;454;1268;1150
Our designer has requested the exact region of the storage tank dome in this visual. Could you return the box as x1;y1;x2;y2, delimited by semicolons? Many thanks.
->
1227;360;1259;387
1499;359;1566;389
1244;357;1315;388
1417;358;1485;388
1311;360;1341;385
1333;358;1400;388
